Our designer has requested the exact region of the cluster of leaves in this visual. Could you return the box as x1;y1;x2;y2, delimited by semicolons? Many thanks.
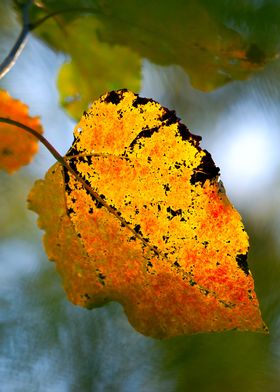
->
0;0;273;338
7;0;280;120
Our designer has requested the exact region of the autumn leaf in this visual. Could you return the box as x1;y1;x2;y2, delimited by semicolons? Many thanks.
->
28;90;267;338
0;90;43;173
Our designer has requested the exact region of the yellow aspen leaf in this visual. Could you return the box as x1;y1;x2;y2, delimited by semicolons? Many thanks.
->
28;90;267;338
0;90;43;173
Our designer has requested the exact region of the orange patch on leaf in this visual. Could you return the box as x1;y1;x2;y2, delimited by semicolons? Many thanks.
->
0;90;43;173
28;90;267;338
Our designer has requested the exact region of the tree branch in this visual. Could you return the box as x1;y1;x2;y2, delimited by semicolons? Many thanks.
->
0;0;33;79
30;7;98;30
0;1;98;79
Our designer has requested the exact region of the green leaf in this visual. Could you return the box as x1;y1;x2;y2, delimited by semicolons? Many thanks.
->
26;0;280;92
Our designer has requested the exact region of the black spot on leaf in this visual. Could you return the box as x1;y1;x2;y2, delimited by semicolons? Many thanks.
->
68;207;74;215
134;224;142;235
97;272;106;286
163;183;171;195
132;95;150;107
63;167;72;195
117;109;123;119
160;109;178;126
166;206;183;220
176;123;191;141
190;151;220;185
104;90;122;105
202;241;209;248
66;145;80;157
2;148;12;156
77;156;89;164
129;126;160;150
95;194;106;209
236;253;250;275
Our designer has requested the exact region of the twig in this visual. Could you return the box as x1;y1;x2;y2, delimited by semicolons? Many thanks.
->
0;1;98;80
0;0;33;79
30;7;98;30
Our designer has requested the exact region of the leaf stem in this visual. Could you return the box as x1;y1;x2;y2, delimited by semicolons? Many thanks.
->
0;117;65;165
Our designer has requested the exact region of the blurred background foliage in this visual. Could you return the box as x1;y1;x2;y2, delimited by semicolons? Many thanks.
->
25;0;280;117
1;0;280;390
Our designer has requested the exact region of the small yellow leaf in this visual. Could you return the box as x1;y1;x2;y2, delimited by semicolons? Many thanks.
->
28;90;267;338
0;90;43;173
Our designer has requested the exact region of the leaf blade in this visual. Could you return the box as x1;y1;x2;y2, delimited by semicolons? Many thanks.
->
28;90;267;338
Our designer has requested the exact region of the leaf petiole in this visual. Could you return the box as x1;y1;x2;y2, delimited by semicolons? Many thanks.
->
0;117;64;166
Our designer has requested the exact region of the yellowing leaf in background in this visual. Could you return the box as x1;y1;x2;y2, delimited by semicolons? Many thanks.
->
0;90;43;173
28;90;267;338
57;17;140;120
